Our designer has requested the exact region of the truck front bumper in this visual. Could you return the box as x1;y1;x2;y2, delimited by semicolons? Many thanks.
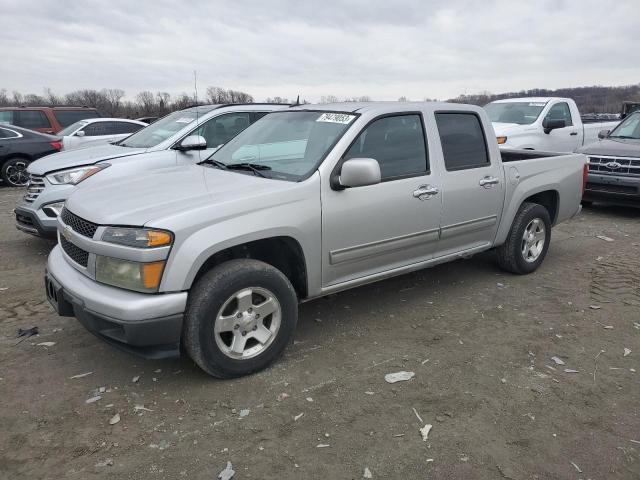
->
46;245;188;359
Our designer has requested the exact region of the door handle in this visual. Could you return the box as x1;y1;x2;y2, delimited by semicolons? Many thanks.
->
479;176;500;188
569;132;578;136
413;185;439;200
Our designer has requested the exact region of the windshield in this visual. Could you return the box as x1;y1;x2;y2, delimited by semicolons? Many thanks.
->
58;120;88;136
119;110;200;148
207;111;357;181
609;113;640;139
484;101;547;125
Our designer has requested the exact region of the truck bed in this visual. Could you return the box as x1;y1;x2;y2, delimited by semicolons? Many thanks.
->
500;148;573;162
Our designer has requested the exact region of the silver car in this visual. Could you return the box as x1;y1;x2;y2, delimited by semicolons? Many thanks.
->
15;104;288;236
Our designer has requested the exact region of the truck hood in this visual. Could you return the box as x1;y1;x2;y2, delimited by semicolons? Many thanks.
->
578;138;640;157
66;165;300;226
492;122;536;136
27;144;146;175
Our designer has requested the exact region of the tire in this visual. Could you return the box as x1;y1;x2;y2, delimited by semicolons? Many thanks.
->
497;202;551;275
581;200;593;207
183;259;298;378
1;158;31;187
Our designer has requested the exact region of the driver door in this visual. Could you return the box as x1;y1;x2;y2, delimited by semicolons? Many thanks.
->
539;102;579;152
321;113;443;287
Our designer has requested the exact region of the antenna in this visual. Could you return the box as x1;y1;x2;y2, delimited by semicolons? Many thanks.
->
294;95;300;106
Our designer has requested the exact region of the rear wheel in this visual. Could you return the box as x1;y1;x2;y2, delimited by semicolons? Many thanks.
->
1;158;31;187
183;259;298;378
497;202;551;274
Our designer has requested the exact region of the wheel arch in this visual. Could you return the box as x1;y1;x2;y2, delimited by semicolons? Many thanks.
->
187;235;308;300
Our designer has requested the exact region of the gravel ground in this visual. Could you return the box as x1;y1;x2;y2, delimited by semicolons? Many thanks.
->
0;186;639;480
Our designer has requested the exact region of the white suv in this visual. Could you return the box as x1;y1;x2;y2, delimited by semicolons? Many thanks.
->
15;104;288;237
57;118;147;151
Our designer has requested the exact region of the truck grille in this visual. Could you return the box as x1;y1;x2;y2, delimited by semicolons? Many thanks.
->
588;156;640;177
23;174;45;203
60;236;89;267
61;208;98;239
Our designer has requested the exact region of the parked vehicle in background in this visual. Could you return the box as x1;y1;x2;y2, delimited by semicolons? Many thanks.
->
0;125;61;187
15;104;288;237
135;116;159;124
58;118;146;151
45;102;586;377
485;97;619;152
579;111;640;206
0;106;100;134
621;101;640;119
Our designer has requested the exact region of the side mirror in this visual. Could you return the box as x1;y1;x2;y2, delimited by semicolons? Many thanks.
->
598;129;610;139
75;130;86;137
336;158;381;189
176;135;207;151
542;118;566;134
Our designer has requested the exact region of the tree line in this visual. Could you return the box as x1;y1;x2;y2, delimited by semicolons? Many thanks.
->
1;83;638;118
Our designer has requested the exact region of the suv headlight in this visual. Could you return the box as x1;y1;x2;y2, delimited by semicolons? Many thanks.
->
46;164;110;185
95;227;173;292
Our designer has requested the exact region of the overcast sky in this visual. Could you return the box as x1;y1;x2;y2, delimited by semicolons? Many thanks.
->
2;0;639;102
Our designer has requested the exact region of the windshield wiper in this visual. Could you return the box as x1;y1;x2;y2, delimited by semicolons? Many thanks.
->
200;158;229;170
226;162;271;178
609;135;637;139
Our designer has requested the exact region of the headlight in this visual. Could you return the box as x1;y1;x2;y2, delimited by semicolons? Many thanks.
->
46;164;110;185
497;136;508;145
102;227;173;248
96;256;165;293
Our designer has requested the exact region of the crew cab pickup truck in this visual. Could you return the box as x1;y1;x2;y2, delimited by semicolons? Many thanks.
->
45;102;586;378
485;97;619;152
15;104;287;237
579;111;640;206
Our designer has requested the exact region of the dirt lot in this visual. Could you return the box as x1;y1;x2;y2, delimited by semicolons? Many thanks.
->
1;187;639;480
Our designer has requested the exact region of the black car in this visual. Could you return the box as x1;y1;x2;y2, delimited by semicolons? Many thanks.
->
0;124;62;187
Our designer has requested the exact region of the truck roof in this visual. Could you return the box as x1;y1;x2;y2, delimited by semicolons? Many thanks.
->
490;97;570;104
290;101;477;114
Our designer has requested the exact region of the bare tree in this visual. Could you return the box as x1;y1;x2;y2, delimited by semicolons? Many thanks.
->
0;89;8;106
320;95;340;103
102;88;125;116
136;91;156;112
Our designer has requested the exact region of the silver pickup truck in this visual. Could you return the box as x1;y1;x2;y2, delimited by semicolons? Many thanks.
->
45;102;586;378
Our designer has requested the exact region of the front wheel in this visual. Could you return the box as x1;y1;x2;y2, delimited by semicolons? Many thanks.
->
183;259;298;378
497;202;551;274
1;158;31;187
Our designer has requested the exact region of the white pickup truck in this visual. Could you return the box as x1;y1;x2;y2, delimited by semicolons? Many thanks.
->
485;97;619;152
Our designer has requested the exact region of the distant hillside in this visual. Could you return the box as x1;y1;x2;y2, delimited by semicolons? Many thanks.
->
448;84;640;113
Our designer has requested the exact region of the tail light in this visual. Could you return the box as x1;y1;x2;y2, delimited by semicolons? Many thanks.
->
50;141;62;151
582;163;588;195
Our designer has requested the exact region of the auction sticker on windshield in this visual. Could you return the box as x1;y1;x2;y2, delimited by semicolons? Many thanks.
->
175;117;195;123
528;102;546;107
317;113;356;124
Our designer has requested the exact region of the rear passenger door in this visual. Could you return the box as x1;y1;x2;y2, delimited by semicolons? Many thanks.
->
321;113;443;287
434;112;504;257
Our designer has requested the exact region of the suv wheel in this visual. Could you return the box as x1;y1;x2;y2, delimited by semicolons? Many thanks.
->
183;259;298;378
497;202;551;274
1;158;31;187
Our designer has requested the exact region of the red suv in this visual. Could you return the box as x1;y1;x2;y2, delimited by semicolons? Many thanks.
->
0;106;101;134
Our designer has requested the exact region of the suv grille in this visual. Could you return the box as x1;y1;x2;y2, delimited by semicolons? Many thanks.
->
24;174;45;203
588;156;640;177
61;208;98;238
60;236;89;267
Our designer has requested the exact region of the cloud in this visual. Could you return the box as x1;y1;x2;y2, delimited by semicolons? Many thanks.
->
2;0;639;101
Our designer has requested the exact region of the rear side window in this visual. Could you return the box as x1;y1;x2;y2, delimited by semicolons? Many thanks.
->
82;122;111;136
54;110;100;127
0;127;20;139
113;122;144;134
435;113;489;171
16;111;51;129
344;114;428;180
